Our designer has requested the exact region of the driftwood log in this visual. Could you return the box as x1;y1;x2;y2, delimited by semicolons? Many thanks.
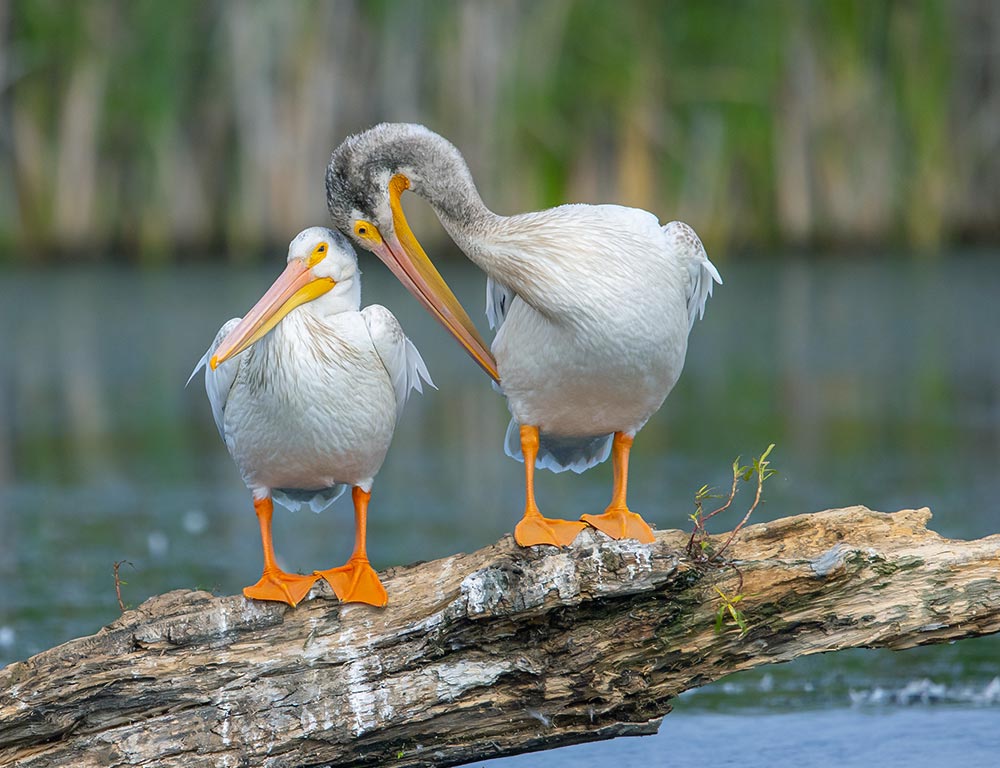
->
1;505;998;767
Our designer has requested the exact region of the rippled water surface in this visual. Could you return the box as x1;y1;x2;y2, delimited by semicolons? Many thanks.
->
1;252;998;765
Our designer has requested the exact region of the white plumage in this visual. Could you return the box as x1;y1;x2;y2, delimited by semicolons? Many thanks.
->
476;207;720;474
193;305;428;510
325;123;720;548
189;226;431;606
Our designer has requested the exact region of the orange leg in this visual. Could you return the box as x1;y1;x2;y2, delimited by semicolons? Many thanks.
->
315;487;388;607
513;425;587;547
581;432;655;543
243;497;319;607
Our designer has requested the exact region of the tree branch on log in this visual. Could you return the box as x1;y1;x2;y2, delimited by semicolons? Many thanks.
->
1;506;998;767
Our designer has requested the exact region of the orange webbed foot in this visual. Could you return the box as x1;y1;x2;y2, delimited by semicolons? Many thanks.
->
243;568;319;607
582;506;655;544
514;514;587;547
316;557;388;607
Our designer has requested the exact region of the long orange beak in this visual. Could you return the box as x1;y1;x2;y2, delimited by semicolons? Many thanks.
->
210;260;335;369
373;175;500;382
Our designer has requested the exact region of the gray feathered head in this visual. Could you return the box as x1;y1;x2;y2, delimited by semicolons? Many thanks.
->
325;122;478;244
323;123;498;382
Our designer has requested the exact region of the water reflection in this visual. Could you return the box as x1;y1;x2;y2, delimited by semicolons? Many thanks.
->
1;253;998;673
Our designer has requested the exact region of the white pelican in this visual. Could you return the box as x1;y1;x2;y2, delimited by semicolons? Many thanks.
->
325;124;720;548
189;226;432;606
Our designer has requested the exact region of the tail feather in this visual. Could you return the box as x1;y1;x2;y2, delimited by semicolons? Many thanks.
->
503;419;613;475
273;484;349;513
661;220;722;329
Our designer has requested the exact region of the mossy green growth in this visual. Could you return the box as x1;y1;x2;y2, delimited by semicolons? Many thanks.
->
713;586;749;636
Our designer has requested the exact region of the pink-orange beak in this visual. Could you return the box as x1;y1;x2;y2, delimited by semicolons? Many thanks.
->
210;260;335;369
369;174;499;382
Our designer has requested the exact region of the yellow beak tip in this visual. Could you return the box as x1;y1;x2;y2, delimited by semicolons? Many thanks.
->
209;355;219;370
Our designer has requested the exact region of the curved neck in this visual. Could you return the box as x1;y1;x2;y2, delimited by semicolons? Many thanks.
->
392;133;506;270
414;159;493;225
412;158;499;243
434;202;504;270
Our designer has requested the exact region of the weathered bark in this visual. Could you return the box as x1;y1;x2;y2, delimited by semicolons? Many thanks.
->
1;506;998;767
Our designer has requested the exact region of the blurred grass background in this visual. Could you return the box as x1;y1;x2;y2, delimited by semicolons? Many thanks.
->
0;0;998;263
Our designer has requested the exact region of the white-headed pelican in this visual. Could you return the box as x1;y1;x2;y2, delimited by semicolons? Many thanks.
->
325;124;720;549
189;226;432;606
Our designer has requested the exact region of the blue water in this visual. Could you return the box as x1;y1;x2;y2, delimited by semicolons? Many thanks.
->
485;708;1000;767
1;253;998;765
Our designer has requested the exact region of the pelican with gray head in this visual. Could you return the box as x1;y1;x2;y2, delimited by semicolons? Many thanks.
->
326;124;721;548
189;226;433;606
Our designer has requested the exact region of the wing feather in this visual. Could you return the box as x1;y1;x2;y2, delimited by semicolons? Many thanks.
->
662;220;722;329
187;317;243;441
485;275;517;332
361;304;434;423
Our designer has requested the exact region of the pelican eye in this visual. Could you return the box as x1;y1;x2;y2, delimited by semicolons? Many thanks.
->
307;242;328;267
353;220;383;245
